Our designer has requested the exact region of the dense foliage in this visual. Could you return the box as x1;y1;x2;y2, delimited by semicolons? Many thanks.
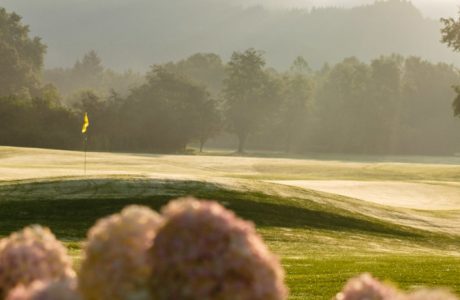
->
307;56;460;155
43;51;144;104
1;6;460;155
0;8;46;98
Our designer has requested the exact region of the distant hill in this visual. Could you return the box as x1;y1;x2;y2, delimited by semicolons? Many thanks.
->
2;0;459;70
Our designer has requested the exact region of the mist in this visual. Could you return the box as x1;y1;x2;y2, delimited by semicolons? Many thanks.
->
1;0;460;71
234;0;459;18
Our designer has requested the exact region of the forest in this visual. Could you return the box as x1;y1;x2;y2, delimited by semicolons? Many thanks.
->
1;5;460;155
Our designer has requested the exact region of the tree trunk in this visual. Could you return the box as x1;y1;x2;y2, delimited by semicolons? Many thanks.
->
199;138;205;153
237;133;248;154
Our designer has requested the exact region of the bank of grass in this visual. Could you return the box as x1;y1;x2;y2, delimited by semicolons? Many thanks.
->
0;178;459;299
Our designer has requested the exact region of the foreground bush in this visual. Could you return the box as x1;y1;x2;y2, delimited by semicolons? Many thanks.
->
334;273;459;300
149;198;288;300
0;226;75;299
406;289;460;300
78;205;162;300
6;278;80;300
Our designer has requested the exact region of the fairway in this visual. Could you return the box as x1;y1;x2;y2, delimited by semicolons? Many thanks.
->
0;146;459;299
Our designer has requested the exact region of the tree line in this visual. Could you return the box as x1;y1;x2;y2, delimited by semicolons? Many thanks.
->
1;7;460;155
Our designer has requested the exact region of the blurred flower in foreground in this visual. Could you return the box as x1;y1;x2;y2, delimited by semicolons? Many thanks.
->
406;289;459;300
79;205;162;300
149;198;288;300
334;273;400;300
6;278;80;300
0;226;75;298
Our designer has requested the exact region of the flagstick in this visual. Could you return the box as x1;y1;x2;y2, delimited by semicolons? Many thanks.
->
84;134;88;176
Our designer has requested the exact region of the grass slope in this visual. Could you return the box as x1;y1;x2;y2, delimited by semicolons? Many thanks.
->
0;147;459;299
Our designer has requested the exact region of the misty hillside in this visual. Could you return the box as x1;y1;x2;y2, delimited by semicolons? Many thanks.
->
3;0;460;71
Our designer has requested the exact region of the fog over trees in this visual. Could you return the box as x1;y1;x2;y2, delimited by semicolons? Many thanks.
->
1;2;460;155
2;0;460;71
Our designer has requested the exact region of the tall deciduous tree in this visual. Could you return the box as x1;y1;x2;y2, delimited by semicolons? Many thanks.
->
313;57;373;153
223;49;279;153
279;58;314;153
118;67;218;152
0;8;46;97
370;55;404;153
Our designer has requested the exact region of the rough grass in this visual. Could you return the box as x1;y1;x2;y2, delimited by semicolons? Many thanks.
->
1;146;459;299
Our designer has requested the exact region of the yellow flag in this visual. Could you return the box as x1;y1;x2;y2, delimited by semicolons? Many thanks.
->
82;112;89;133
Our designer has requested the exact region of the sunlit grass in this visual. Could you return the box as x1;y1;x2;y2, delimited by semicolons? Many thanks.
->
1;147;459;298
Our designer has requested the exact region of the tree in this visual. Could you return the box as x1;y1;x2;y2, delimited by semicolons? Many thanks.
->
44;52;144;104
399;57;460;154
0;8;46;97
441;15;460;52
0;94;79;149
115;67;218;152
162;53;225;96
72;50;104;91
312;57;373;153
454;86;460;117
369;55;404;153
289;56;312;75
278;66;314;153
223;49;279;153
442;15;460;119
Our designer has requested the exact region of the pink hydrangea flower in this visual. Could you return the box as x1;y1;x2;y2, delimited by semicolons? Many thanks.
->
79;205;162;300
6;278;80;300
335;273;400;300
149;198;288;300
0;226;75;298
406;289;459;300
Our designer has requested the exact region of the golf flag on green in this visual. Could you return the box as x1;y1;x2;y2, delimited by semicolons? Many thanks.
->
82;112;89;133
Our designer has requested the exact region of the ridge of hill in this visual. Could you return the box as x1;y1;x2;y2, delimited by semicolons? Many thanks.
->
2;0;458;70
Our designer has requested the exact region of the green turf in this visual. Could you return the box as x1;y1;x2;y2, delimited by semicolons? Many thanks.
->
1;147;459;299
285;256;460;299
0;178;459;299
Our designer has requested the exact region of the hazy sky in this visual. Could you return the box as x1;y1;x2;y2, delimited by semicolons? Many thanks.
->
239;0;459;18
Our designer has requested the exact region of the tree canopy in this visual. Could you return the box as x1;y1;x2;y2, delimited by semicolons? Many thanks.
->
442;14;460;118
223;49;280;153
0;8;46;97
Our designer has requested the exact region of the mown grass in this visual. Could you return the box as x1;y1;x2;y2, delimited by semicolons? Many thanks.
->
0;178;459;299
286;256;460;299
2;146;460;182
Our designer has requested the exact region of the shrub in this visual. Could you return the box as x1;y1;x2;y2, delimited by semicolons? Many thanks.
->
334;273;400;300
6;278;80;300
0;226;75;298
406;289;459;300
78;205;162;300
149;198;288;300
